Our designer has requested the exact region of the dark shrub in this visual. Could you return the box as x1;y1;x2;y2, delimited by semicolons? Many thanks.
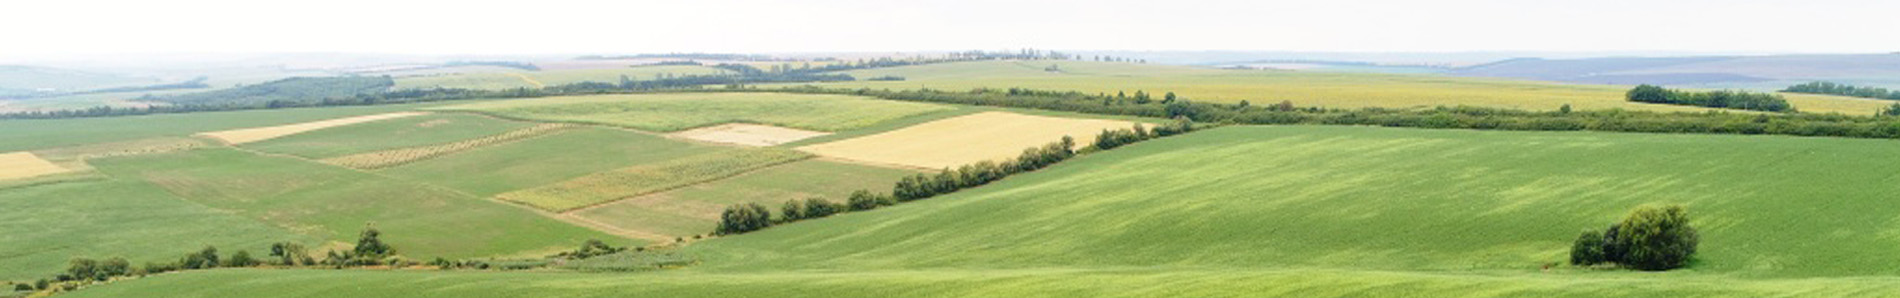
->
1612;205;1699;271
1569;230;1607;266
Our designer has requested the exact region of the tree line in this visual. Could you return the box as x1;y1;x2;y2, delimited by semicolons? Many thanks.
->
1626;84;1793;112
716;122;1198;236
717;86;1900;140
1782;81;1900;100
19;225;400;294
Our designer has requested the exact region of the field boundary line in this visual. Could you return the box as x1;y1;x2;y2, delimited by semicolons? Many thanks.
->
318;123;577;169
219;144;672;244
556;154;816;215
507;73;546;88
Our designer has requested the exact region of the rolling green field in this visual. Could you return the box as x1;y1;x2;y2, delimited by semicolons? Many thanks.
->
791;60;1895;115
0;179;308;280
91;148;622;259
65;267;1900;298
241;113;534;158
571;159;921;238
431;93;953;132
374;127;719;197
392;66;730;90
67;125;1900;296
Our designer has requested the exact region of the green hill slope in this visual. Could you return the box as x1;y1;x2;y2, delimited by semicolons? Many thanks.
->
62;126;1900;296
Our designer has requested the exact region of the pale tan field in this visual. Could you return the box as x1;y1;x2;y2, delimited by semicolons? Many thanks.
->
196;112;427;144
670;123;830;147
31;137;208;161
0;152;71;180
797;112;1134;169
320;123;574;169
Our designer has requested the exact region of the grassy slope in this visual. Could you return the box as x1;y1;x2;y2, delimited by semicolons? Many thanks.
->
66;267;1900;298
691;126;1900;277
241;113;533;159
430;93;952;132
68;126;1900;296
790;60;1892;115
392;66;730;90
0;179;308;280
90;148;622;259
375;127;718;197
0;101;471;152
572;159;921;237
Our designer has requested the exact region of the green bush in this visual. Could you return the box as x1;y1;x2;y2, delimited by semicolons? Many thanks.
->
1612;205;1700;271
1570;205;1699;270
1569;230;1608;266
715;203;774;235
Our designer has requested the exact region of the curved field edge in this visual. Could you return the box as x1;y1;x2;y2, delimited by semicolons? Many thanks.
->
65;267;1900;298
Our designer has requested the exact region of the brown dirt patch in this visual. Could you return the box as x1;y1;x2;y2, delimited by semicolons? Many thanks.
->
670;123;830;147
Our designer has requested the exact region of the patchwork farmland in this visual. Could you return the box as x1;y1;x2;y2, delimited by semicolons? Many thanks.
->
9;50;1900;297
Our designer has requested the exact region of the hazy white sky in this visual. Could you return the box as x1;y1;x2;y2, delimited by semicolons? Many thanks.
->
6;0;1896;56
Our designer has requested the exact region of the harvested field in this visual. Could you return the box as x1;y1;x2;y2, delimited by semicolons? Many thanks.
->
320;123;573;169
30;137;208;161
671;123;830;147
196;112;427;144
498;148;811;211
797;112;1134;169
242;113;533;159
0;152;71;180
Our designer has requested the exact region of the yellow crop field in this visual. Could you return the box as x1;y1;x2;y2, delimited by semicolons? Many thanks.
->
196;112;428;144
320;123;574;169
670;123;830;147
0;152;71;180
797;111;1134;169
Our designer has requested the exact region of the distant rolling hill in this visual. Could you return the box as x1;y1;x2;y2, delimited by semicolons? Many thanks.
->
0;65;157;97
1450;54;1900;89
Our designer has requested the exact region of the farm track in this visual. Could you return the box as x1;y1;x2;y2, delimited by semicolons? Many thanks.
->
318;123;576;169
506;73;546;88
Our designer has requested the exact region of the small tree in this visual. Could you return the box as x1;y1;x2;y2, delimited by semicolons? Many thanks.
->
1572;205;1699;270
1612;205;1699;271
1627;84;1672;103
354;226;394;258
66;258;99;281
716;203;774;235
780;200;807;222
181;246;220;269
1569;230;1607;266
803;198;842;218
225;250;260;267
848;190;886;211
